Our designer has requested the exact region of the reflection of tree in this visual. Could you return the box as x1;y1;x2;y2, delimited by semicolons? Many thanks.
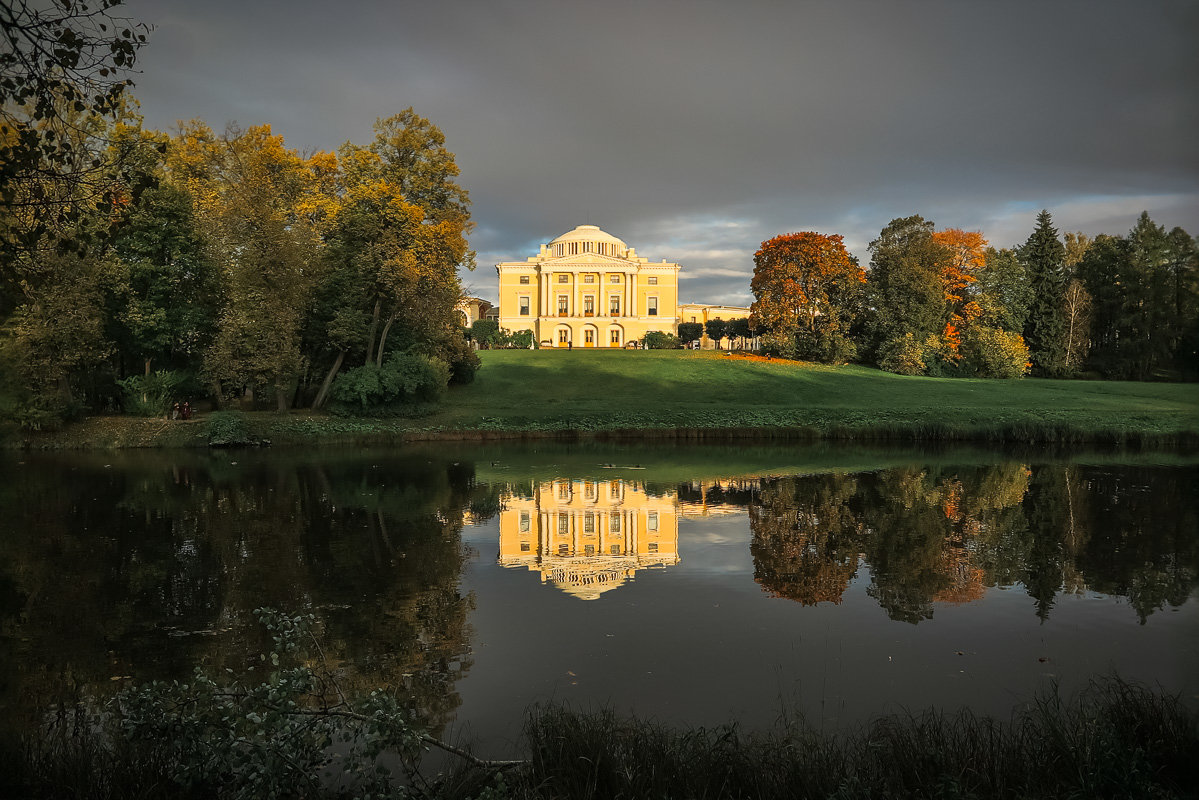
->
0;453;480;738
1072;465;1199;623
862;464;1031;622
749;474;864;605
745;465;1034;622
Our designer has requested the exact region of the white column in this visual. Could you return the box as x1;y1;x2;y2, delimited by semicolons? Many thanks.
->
540;269;548;318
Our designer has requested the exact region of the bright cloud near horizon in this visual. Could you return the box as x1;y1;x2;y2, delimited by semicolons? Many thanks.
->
125;0;1198;306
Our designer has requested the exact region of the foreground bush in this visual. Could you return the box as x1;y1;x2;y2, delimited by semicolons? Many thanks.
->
519;679;1198;799
643;331;681;349
960;326;1031;379
330;351;451;414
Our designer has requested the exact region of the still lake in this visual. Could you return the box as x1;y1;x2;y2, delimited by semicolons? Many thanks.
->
1;441;1196;757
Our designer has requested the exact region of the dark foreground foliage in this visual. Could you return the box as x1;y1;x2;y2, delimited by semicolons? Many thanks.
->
519;679;1199;799
4;676;1196;800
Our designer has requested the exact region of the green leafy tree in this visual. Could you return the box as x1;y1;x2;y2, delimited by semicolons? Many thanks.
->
1019;210;1068;376
976;247;1031;333
1165;227;1199;374
469;317;502;348
1079;216;1197;380
170;122;328;410
307;112;474;408
728;317;753;349
643;331;680;349
1125;213;1182;378
865;216;949;368
704;317;729;349
2;249;111;423
677;321;703;346
104;183;219;378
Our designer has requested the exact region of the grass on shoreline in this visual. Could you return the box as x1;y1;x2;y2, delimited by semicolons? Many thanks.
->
11;350;1199;448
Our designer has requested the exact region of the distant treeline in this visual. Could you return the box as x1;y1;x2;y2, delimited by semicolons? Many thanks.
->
745;213;1198;380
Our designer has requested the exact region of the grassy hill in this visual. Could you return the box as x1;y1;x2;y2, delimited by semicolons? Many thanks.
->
12;350;1199;448
409;350;1199;441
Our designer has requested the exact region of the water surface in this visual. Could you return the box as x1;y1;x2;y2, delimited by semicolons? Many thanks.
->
1;442;1195;756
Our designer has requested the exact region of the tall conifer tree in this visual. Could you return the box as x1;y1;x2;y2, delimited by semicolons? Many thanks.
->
1019;210;1067;376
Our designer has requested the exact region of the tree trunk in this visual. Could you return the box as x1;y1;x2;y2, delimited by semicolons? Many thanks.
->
143;357;152;402
312;349;346;409
364;299;381;365
275;385;289;412
375;311;398;367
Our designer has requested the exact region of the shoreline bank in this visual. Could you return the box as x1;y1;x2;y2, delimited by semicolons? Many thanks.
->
7;410;1198;450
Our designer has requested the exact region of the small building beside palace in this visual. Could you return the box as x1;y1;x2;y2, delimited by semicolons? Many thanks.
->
496;224;682;348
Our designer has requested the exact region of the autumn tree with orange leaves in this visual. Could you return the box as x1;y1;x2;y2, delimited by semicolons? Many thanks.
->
931;228;987;358
750;232;865;363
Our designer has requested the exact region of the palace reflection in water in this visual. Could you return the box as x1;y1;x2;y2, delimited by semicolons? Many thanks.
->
498;479;679;599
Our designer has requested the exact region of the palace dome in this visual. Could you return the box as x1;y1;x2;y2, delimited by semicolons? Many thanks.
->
549;224;627;250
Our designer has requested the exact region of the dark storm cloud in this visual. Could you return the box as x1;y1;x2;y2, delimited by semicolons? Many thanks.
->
127;0;1198;304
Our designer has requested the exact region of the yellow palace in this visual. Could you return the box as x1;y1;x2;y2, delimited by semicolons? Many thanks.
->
495;224;683;348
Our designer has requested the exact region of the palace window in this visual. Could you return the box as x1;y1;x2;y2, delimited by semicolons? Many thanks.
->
558;273;569;283
610;329;620;344
610;544;621;555
520;511;530;532
519;296;530;315
648;543;659;553
647;276;658;285
584;513;595;533
584;329;594;344
558;513;569;534
558;296;568;315
583;296;594;314
611;515;621;533
647;297;658;316
648;512;659;531
585;544;595;555
584;274;595;283
558;328;569;345
519;275;530;284
609;297;620;315
610;274;621;283
559;543;569;555
570;242;578;255
558;482;570;499
521;541;530;552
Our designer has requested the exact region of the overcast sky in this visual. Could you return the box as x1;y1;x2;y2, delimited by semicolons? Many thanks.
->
123;0;1198;306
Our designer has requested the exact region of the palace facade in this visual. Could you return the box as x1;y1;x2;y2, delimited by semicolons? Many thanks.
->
495;224;681;348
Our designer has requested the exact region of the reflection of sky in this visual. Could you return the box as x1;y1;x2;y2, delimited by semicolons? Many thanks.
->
454;500;1199;759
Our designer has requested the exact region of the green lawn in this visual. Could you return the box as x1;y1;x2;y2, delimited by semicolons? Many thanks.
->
414;349;1199;441
14;350;1199;448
